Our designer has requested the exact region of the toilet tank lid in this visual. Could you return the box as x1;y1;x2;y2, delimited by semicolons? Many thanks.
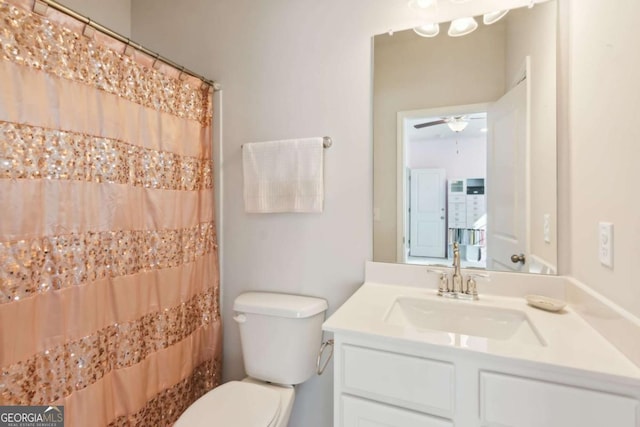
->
234;292;328;318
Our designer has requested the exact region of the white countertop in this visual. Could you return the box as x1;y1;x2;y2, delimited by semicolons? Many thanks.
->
323;281;640;381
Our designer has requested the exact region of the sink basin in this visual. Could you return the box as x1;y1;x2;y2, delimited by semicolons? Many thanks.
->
384;296;545;346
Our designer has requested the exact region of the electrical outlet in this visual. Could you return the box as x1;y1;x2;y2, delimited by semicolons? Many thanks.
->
598;222;613;268
543;214;551;243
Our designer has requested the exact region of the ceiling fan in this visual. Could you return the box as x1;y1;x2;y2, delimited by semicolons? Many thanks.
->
414;115;484;132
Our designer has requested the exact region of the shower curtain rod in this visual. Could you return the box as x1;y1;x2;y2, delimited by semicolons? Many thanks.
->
33;0;221;90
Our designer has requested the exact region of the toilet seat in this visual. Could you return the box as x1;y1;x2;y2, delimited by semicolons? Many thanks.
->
174;381;281;427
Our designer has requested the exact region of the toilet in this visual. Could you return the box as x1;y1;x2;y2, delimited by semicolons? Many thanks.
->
175;292;328;427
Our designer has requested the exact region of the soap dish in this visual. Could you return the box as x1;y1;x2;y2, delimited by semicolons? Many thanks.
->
525;294;566;312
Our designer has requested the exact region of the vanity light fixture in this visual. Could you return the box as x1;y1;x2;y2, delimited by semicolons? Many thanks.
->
447;118;469;132
483;10;508;25
413;22;440;37
448;17;478;37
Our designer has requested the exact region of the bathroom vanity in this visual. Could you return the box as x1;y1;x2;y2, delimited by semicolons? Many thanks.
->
323;263;640;427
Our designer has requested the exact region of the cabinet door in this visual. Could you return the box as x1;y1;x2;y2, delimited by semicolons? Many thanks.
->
480;372;639;427
342;395;453;427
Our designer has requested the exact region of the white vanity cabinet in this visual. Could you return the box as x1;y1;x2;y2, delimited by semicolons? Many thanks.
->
332;334;640;427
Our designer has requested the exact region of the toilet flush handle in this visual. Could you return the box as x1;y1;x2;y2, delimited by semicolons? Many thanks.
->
316;338;334;376
233;313;247;323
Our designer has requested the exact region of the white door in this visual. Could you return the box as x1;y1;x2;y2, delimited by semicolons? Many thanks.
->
486;74;529;272
409;168;446;257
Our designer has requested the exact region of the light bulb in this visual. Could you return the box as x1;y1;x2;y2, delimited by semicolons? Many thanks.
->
448;17;478;37
447;119;469;132
413;22;440;37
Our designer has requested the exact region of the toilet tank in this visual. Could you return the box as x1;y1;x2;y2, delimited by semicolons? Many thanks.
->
233;292;328;385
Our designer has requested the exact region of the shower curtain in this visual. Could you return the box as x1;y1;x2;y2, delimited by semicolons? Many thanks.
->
0;1;221;425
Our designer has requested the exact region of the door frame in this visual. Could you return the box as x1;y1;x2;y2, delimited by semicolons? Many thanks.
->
396;102;490;263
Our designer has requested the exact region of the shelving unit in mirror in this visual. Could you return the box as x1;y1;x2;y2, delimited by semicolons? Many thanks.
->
447;178;486;267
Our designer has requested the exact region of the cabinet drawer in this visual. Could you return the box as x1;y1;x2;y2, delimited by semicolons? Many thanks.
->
467;194;485;203
342;345;454;417
342;395;453;427
449;194;466;203
480;372;639;427
449;204;466;213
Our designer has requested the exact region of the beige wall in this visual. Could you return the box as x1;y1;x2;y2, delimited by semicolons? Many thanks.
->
505;2;558;269
373;25;506;262
562;0;640;318
57;0;131;37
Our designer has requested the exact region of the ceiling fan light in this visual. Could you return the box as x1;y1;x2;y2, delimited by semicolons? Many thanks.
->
413;22;440;37
483;10;508;25
448;17;478;37
447;119;469;132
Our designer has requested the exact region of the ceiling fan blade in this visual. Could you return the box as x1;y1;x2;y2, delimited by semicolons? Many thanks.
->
414;119;447;129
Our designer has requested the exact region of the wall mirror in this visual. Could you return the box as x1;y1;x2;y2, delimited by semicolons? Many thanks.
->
373;0;557;275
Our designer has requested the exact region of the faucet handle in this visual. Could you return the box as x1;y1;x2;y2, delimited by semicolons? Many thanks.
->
464;272;490;299
427;268;449;295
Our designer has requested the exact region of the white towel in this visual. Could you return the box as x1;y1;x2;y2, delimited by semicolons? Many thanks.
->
242;137;324;213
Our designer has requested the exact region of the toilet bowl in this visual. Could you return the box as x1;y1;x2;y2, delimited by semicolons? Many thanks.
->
174;292;327;427
174;378;294;427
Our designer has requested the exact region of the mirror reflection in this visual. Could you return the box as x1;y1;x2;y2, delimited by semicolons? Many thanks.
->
373;1;557;274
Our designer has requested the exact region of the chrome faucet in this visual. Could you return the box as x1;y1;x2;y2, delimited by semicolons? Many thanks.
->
451;242;463;294
427;242;489;301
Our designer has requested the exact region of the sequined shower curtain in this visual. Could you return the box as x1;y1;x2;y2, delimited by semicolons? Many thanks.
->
0;1;221;425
